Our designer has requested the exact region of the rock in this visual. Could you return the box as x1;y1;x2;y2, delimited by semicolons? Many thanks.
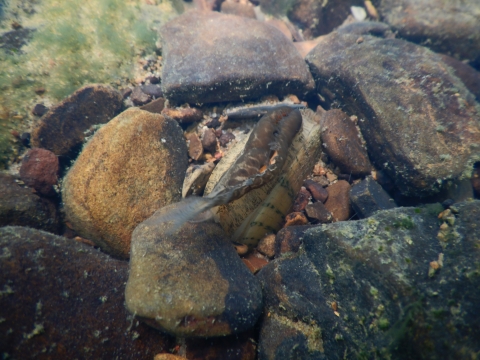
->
219;132;236;146
292;187;311;212
378;0;480;68
32;103;48;116
439;54;480;102
202;128;218;153
257;201;480;359
0;173;59;233
303;179;328;203
160;10;314;104
349;176;396;218
257;233;276;258
140;97;166;114
125;204;263;337
131;86;151;105
19;148;59;196
320;109;372;176
220;0;256;18
274;225;314;257
62;108;188;258
305;202;333;223
0;227;173;359
473;166;480;198
162;107;204;124
306;32;480;197
182;162;216;198
323;180;351;221
141;84;163;98
154;355;187;360
283;211;308;227
187;133;203;161
242;251;269;274
30;84;123;157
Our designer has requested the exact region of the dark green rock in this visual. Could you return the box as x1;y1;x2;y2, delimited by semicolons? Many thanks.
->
258;200;480;359
0;226;173;359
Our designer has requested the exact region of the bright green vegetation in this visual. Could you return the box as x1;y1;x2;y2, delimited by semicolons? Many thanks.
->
0;0;179;168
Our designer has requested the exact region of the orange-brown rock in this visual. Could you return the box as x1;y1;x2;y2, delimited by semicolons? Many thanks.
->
324;180;351;221
62;108;188;258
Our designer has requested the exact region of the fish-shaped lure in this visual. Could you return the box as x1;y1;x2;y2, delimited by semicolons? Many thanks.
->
153;106;302;233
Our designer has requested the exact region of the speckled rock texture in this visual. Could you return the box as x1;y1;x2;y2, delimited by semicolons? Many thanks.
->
31;84;123;157
62;108;188;258
0;226;173;359
379;0;480;69
19;147;59;197
257;200;480;359
125;203;263;337
160;10;314;104
306;31;480;197
0;173;59;233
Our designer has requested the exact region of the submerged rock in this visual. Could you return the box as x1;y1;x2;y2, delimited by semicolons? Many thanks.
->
306;32;480;197
30;84;123;157
0;226;173;359
125;202;263;337
160;10;314;104
258;200;480;359
19;147;59;197
62;108;188;258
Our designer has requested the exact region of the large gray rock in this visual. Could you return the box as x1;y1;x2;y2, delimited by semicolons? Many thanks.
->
257;201;480;359
160;10;314;104
379;0;480;68
306;31;480;197
0;226;173;359
125;202;263;337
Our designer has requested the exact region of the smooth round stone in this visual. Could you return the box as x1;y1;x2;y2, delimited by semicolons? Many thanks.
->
125;202;263;337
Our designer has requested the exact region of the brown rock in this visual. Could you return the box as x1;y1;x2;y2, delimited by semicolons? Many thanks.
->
62;108;188;258
305;202;333;223
19;148;59;196
292;187;310;212
219;132;236;146
154;355;187;360
472;166;480;198
320;109;372;176
187;133;203;160
242;251;269;274
324;180;351;221
440;54;480;102
220;0;256;18
162;107;203;124
31;84;123;157
183;331;256;359
131;86;151;105
303;179;328;203
161;10;314;104
283;211;308;227
140;97;166;114
202;128;217;153
274;225;314;257
0;173;59;233
125;205;262;337
32;103;48;116
257;233;276;258
265;18;293;40
141;84;163;98
0;226;173;359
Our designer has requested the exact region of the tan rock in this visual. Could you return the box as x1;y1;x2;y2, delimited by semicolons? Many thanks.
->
62;108;188;258
324;180;352;221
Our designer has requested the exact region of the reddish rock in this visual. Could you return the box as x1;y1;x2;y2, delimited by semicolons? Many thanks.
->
187;133;203;160
324;180;351;221
242;252;269;274
283;211;308;227
292;187;311;212
140;97;166;114
19;147;59;196
162;107;203;124
303;179;328;203
320;109;372;176
257;233;276;258
30;84;123;157
219;132;236;146
0;226;173;359
305;202;333;223
220;0;256;18
274;225;314;257
131;86;151;105
202;128;218;153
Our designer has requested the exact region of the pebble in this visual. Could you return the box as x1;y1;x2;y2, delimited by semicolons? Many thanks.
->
274;225;313;257
201;128;218;153
131;86;151;105
220;0;256;18
324;180;351;221
0;173;59;233
187;133;203;161
19;148;59;197
30;84;123;157
257;233;276;258
218;132;236;146
349;176;396;218
283;211;308;227
305;202;333;223
62;108;188;258
292;187;311;212
141;84;163;98
303;179;328;203
125;204;262;337
161;107;203;124
0;226;173;359
32;103;48;116
160;10;314;104
242;251;269;274
140;97;166;114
